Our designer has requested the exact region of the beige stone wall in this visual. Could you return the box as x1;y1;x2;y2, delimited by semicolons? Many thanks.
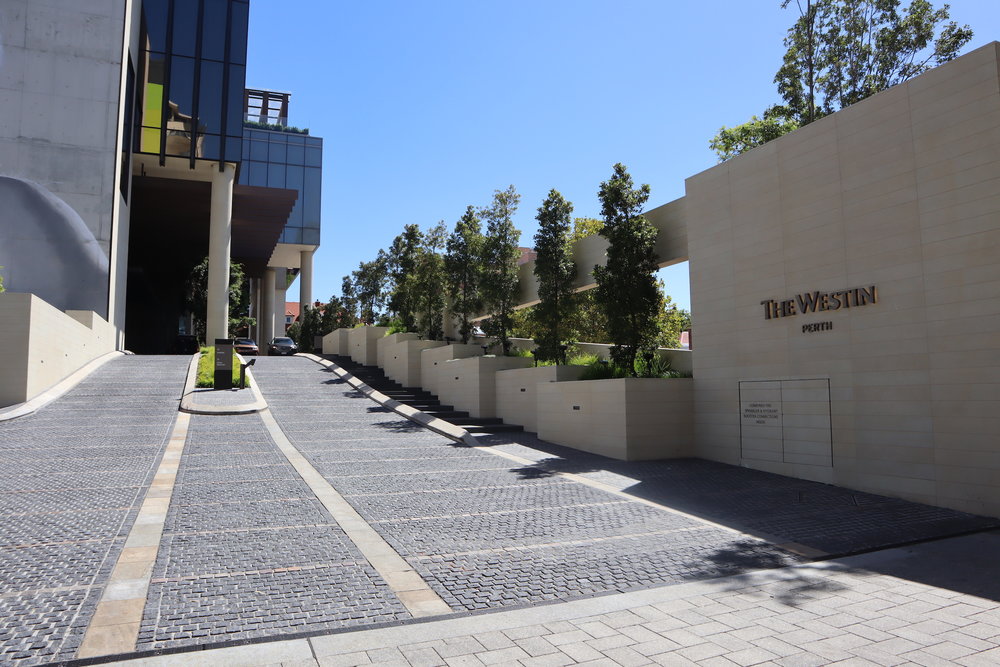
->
536;378;694;461
377;332;418;370
685;43;1000;516
321;328;351;356
435;356;533;419
383;339;445;388
0;293;115;407
347;326;388;366
420;344;483;397
495;365;586;433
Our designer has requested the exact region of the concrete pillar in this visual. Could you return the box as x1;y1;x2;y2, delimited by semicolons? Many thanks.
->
299;249;314;313
206;163;235;343
262;268;276;349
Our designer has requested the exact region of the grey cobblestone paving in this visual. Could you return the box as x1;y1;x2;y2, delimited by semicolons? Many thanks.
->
137;412;410;652
473;432;1000;555
0;356;188;665
251;356;804;616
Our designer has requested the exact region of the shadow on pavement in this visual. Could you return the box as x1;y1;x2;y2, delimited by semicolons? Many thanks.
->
470;432;1000;561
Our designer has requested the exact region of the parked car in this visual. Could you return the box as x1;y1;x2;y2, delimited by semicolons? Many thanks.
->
234;338;258;356
268;337;298;356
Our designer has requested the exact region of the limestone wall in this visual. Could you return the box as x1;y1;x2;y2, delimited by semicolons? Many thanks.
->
685;42;1000;516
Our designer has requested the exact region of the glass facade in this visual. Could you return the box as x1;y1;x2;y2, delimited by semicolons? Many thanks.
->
238;128;323;246
136;0;249;164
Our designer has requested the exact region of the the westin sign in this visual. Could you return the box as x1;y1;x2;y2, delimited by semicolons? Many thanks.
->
761;286;878;320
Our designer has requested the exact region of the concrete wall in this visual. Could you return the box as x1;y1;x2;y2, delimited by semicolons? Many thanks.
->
685;43;1000;516
347;326;388;366
0;293;116;407
420;344;483;398
537;378;694;461
495;365;586;433
322;328;351;356
383;339;445;389
435;356;533;419
0;0;127;320
377;332;418;370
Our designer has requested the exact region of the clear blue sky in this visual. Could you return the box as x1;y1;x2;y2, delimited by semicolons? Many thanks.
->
246;0;998;313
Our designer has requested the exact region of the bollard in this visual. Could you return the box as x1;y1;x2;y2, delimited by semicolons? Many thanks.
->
239;358;256;390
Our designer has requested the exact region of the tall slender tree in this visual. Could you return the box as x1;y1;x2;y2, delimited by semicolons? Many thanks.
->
386;224;422;331
413;221;448;340
352;252;389;325
445;206;485;344
592;164;660;376
532;189;576;364
479;185;521;356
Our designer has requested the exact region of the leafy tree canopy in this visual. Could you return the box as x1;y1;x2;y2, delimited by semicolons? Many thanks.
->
710;0;973;161
479;185;522;355
445;206;485;344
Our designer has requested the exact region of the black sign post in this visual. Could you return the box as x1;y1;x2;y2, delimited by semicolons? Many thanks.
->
214;338;234;390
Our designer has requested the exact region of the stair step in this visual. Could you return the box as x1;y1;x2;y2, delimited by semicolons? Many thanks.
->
464;424;524;433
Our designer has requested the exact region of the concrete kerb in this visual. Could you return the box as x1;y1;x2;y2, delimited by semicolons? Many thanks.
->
178;352;267;415
300;353;472;444
0;350;123;422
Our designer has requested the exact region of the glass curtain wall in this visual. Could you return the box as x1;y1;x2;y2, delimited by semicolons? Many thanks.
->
136;0;249;165
239;129;323;246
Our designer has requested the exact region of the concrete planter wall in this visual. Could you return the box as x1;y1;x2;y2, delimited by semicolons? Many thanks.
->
0;293;116;407
321;328;351;356
437;356;534;419
420;344;484;397
347;326;389;366
495;365;586;433
383;339;446;388
377;332;418;369
536;378;694;461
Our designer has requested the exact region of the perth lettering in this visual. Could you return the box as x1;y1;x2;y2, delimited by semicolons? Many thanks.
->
802;321;833;333
761;285;877;320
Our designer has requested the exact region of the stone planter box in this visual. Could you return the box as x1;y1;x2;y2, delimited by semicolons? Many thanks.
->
437;356;533;419
383;339;446;388
495;365;586;434
321;327;352;356
420;344;484;397
377;332;419;369
573;343;693;375
536;378;693;461
347;326;389;366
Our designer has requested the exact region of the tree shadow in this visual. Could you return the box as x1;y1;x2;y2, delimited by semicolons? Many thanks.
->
366;406;390;413
372;419;425;433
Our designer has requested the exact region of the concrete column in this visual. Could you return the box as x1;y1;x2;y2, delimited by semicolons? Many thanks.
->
299;249;314;312
262;268;276;350
206;163;235;343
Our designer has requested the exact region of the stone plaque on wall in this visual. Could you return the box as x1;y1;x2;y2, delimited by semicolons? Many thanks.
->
739;379;832;467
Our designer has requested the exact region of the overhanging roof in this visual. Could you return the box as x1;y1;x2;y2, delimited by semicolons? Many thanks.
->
130;176;298;277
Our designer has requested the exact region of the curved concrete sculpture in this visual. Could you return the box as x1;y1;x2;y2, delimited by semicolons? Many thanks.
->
0;176;109;316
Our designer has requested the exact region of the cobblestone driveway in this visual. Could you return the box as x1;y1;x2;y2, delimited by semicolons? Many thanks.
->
0;356;187;665
251;357;801;614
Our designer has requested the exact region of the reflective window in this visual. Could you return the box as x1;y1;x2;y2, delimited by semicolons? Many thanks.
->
268;141;286;163
201;0;229;61
249;140;268;161
198;60;223;134
305;146;322;167
247;161;267;187
286;143;304;164
172;0;199;58
304;167;322;223
267;163;285;188
229;2;249;64
143;0;169;53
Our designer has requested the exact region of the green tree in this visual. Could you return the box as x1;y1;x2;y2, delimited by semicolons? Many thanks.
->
445;206;485;343
655;287;692;349
593;164;660;376
339;276;359;324
386;224;422;331
297;304;322;353
183;257;249;343
0;265;5;293
532;190;576;363
710;0;972;161
351;252;389;325
412;221;448;340
479;185;522;356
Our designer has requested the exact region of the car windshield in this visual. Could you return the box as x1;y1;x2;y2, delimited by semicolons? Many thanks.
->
273;338;293;345
236;339;255;345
